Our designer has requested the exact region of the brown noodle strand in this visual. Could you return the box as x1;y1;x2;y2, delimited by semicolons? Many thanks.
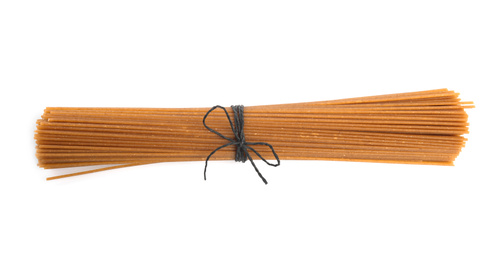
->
35;89;473;180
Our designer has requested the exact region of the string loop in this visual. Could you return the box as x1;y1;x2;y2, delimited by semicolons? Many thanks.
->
203;105;280;184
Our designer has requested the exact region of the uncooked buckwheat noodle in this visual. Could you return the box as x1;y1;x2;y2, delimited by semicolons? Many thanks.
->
35;89;473;181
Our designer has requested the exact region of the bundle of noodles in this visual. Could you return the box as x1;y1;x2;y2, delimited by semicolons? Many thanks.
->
35;89;473;181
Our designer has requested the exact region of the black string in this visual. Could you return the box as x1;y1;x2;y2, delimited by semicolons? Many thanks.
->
203;105;280;184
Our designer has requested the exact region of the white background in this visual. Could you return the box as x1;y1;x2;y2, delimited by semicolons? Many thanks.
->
1;1;497;259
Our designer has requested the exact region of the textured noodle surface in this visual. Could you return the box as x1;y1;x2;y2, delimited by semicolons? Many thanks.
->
35;89;473;180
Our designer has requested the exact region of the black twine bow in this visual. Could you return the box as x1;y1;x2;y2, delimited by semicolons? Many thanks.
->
203;105;280;184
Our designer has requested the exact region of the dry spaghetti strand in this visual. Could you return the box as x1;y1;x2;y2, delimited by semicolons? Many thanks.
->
35;89;473;180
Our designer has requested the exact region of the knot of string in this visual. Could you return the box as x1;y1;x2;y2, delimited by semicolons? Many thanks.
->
203;105;280;184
